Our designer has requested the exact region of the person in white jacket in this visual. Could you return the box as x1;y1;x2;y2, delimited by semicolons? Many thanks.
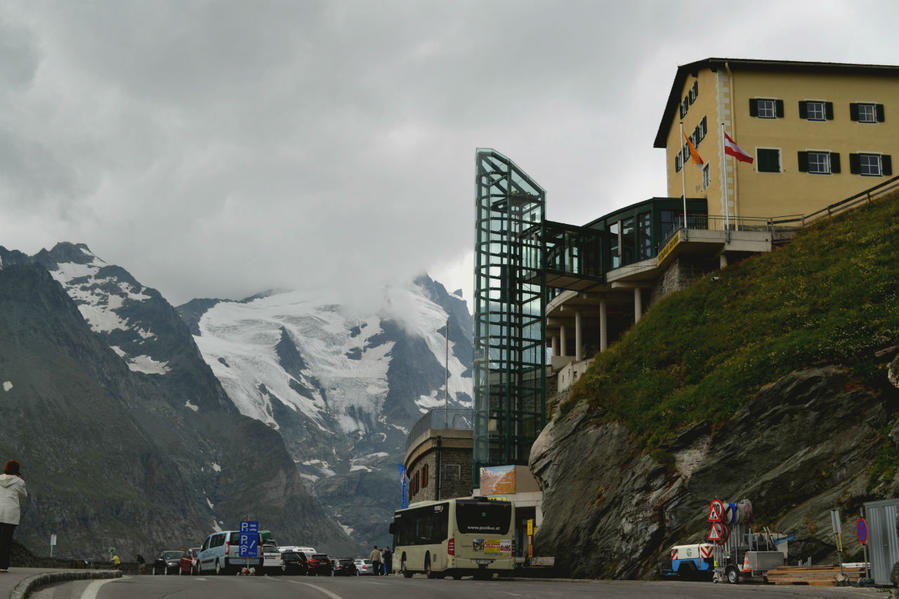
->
0;460;27;573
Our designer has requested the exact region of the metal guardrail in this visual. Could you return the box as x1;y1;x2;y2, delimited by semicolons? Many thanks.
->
768;174;899;227
407;408;473;448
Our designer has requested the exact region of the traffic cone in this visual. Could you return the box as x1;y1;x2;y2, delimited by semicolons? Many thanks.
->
741;553;751;573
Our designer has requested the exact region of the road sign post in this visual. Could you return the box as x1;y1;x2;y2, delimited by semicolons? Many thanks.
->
239;520;259;558
831;509;844;576
858;514;870;582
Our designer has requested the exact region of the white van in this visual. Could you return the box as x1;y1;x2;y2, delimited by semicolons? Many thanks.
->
197;530;264;575
279;545;316;559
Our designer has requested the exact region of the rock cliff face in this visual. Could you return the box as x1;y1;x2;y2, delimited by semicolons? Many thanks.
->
531;357;899;579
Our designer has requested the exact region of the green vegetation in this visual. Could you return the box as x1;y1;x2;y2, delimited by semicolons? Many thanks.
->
566;194;899;448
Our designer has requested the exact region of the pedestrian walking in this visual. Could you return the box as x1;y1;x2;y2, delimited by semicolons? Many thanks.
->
0;460;27;574
369;545;382;576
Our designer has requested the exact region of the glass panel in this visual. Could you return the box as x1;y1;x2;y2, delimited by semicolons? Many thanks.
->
860;154;881;176
807;101;825;121
808;152;830;174
758;99;775;118
621;217;634;265
638;212;653;259
858;104;876;123
456;501;513;535
609;221;620;269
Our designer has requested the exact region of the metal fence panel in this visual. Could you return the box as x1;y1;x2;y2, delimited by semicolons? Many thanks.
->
866;499;899;585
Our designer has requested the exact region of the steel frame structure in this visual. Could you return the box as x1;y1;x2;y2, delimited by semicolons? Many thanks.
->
473;149;546;487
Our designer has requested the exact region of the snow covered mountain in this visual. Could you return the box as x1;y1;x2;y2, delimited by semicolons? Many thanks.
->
13;241;474;547
0;243;357;558
179;277;474;544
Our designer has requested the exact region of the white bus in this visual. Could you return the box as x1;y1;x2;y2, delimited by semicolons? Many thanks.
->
390;497;515;580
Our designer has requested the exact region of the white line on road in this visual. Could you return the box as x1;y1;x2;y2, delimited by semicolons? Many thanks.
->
289;580;346;599
80;578;119;599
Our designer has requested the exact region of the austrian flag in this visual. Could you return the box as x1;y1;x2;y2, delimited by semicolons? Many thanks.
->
724;132;754;164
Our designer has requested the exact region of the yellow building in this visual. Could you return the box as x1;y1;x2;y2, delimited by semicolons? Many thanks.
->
655;58;899;223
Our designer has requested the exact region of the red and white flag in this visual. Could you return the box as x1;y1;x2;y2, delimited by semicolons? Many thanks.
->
724;132;753;164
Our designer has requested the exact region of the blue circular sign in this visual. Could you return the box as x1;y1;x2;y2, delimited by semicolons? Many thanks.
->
857;518;868;545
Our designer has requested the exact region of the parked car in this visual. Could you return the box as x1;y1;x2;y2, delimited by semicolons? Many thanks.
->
331;557;356;576
262;543;282;574
306;553;331;576
280;551;308;575
153;550;183;575
353;558;374;575
196;530;264;575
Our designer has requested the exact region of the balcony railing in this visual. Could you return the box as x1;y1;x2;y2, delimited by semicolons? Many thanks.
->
407;408;473;449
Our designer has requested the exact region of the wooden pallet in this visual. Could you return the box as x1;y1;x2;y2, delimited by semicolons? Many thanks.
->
765;565;866;586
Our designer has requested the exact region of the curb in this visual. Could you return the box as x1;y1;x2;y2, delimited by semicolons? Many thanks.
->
10;570;123;599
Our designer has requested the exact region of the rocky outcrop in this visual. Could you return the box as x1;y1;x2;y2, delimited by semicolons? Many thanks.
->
531;360;899;579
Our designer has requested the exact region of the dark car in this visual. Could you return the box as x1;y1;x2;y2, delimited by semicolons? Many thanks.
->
280;551;308;575
331;557;356;576
153;550;183;575
306;553;331;576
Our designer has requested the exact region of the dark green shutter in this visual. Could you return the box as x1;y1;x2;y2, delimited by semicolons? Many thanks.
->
849;153;860;174
883;155;892;176
701;116;707;138
849;103;859;121
749;99;758;117
775;100;784;118
825;102;834;120
798;101;808;119
830;153;840;173
876;104;885;122
797;151;809;172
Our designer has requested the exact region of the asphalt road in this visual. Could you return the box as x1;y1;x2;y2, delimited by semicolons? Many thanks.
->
28;573;886;599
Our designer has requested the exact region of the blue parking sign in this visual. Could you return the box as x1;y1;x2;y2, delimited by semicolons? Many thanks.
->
239;520;259;557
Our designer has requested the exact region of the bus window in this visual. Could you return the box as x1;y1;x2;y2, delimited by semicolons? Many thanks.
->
455;501;512;534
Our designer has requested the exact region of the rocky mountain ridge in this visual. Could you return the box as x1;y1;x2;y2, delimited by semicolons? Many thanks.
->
0;244;356;560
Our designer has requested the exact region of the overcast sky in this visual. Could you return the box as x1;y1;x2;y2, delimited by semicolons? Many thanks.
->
2;1;897;308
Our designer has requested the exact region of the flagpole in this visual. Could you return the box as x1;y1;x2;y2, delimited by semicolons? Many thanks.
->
679;121;687;232
721;123;730;234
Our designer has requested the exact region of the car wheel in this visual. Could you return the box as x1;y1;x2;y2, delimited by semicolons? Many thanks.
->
215;560;222;576
726;565;739;585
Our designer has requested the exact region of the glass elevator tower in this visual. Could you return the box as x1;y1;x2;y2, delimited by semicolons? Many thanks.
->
473;149;546;487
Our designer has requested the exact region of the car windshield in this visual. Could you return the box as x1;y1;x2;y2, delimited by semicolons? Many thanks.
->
163;551;182;559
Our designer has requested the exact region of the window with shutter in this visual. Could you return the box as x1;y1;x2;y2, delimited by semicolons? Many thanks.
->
849;153;861;174
830;153;840;173
798;101;808;119
883;155;892;175
775;100;784;118
749;99;759;117
825;102;834;120
856;103;877;123
850;103;859;121
797;151;809;172
757;148;781;173
805;151;831;174
876;104;885;122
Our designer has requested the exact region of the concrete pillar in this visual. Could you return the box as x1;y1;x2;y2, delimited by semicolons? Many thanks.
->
720;253;728;269
575;311;583;362
560;325;567;357
599;298;608;352
634;288;643;323
551;335;559;357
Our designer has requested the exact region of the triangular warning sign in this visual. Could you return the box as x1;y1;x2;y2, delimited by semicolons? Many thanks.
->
707;499;724;522
708;522;723;542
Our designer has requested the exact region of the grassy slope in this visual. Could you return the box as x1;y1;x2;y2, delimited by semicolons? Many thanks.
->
565;194;899;448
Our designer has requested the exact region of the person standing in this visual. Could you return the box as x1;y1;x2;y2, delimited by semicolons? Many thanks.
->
0;460;27;574
368;545;382;576
382;546;392;575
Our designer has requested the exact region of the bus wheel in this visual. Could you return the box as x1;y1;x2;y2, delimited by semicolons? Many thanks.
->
401;556;413;579
425;555;436;579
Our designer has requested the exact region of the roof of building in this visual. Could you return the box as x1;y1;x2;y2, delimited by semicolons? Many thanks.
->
654;58;899;148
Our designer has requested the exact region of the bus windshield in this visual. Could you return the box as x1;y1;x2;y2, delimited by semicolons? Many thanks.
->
455;500;512;534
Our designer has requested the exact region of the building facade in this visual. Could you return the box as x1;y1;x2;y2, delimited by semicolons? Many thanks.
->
656;58;899;223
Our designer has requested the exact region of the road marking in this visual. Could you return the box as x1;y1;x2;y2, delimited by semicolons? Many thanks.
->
80;578;118;599
290;581;345;599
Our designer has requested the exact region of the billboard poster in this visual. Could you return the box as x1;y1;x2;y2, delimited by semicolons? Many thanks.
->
480;465;516;495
